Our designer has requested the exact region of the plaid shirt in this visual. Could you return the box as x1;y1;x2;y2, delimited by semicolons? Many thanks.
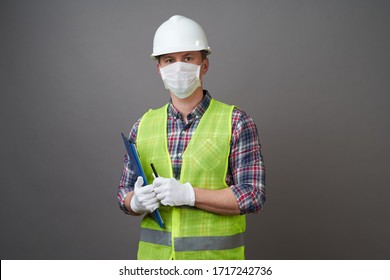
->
117;91;265;215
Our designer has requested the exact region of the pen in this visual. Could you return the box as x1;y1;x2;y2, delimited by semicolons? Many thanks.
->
149;163;165;228
150;163;159;178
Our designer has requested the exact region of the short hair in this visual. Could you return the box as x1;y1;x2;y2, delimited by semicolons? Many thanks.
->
200;50;209;60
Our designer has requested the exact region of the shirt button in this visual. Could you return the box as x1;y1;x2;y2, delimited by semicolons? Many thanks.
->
178;153;182;157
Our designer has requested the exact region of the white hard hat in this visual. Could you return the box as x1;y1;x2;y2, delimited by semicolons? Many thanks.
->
151;15;211;59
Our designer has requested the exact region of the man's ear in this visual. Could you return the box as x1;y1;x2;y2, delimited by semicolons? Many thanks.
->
202;58;209;75
157;63;161;76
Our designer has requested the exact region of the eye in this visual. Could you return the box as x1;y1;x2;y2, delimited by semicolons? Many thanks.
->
184;56;193;62
164;58;174;64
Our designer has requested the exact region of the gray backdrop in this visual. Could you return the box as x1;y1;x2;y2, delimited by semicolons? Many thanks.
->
1;0;389;260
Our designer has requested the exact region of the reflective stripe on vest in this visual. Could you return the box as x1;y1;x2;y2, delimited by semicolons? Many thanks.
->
140;228;172;246
140;228;244;251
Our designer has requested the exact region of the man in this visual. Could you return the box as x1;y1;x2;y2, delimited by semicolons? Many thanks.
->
117;15;265;260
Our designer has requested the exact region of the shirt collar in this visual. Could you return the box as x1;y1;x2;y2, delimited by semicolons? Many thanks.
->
168;90;212;120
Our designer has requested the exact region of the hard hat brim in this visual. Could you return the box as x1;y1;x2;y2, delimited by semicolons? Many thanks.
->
151;48;211;60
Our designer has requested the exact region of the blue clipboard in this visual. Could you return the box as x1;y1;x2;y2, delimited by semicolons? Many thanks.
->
121;133;165;228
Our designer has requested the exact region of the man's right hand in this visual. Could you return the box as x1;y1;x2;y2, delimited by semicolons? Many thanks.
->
130;176;160;214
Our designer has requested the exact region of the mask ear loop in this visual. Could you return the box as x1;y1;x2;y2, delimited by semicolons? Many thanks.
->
196;63;203;79
159;66;169;89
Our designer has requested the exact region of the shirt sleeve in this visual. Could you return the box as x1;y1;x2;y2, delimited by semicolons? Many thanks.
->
228;109;266;214
117;118;141;214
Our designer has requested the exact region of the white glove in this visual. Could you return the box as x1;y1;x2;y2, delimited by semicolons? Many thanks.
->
153;177;195;207
130;176;160;214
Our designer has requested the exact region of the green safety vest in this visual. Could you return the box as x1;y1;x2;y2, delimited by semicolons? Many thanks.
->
136;98;246;260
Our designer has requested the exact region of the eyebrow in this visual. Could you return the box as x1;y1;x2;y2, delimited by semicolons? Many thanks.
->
161;53;194;60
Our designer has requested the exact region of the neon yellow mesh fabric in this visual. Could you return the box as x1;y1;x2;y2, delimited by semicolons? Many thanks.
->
136;99;246;260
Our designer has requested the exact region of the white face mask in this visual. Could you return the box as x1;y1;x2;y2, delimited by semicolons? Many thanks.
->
159;62;202;99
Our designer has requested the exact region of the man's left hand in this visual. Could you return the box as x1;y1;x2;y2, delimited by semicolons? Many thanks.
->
153;177;195;207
